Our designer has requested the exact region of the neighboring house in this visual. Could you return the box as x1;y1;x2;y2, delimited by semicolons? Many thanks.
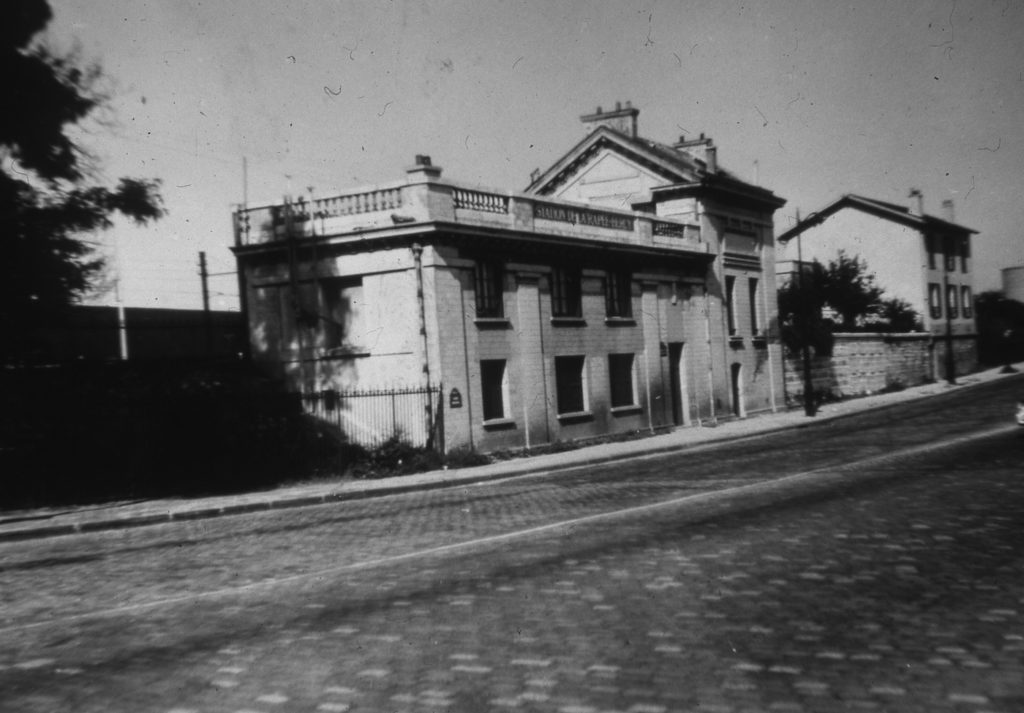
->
232;104;787;453
776;192;979;376
1003;266;1024;304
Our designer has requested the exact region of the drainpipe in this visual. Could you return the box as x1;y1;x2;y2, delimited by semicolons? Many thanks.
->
412;243;434;447
761;258;778;413
458;280;474;451
285;196;310;392
644;346;654;433
704;286;716;424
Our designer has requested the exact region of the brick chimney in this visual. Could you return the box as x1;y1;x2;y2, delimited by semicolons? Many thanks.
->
941;199;956;223
407;154;442;181
674;133;717;174
908;188;924;216
580;101;639;138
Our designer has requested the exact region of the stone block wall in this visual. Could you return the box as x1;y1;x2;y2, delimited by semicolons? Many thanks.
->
783;333;952;406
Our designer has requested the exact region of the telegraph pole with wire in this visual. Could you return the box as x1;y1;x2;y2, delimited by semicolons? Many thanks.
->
199;251;212;355
795;210;816;417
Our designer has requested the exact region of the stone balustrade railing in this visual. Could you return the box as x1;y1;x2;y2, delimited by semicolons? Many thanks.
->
235;180;703;254
653;220;702;243
452;187;509;214
316;187;403;218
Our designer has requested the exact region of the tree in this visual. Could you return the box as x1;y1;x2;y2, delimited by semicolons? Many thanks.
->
777;261;833;416
876;297;922;333
819;251;884;330
974;291;1024;367
1;0;163;364
777;261;835;357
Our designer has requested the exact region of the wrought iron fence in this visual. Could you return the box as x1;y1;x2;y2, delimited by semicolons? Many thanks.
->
301;384;443;449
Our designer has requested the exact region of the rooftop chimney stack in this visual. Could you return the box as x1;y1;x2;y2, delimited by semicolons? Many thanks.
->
941;199;956;224
674;132;717;174
407;154;442;181
908;188;924;216
580;101;639;138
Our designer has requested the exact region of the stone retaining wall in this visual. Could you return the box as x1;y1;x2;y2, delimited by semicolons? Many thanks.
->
783;333;978;406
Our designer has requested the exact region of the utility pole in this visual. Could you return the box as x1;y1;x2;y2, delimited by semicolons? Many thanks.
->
795;210;816;416
199;251;213;356
236;157;251;361
109;232;129;361
943;271;957;385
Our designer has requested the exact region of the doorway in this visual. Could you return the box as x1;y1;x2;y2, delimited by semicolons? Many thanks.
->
730;362;744;417
668;342;690;426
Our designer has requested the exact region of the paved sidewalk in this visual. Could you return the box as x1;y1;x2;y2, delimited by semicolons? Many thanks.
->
2;363;1021;543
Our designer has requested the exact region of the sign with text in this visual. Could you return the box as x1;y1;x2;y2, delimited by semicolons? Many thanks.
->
533;203;634;231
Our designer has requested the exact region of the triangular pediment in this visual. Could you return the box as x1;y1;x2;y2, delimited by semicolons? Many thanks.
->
526;127;703;209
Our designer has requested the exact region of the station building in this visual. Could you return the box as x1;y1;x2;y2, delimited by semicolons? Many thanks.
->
232;105;787;452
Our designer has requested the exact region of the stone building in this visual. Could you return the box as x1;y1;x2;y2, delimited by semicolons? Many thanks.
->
232;105;786;453
777;192;980;378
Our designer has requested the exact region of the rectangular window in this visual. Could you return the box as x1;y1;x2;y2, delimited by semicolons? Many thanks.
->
321;277;363;349
944;236;957;272
555;355;588;414
291;282;318;348
480;359;508;421
551;266;582;318
276;287;296;349
725;275;737;336
960;237;970;273
608;353;637;408
961;286;973;318
474;260;503;318
946;284;959;319
748;277;760;335
928;283;942;319
604;271;632;318
926;235;938;270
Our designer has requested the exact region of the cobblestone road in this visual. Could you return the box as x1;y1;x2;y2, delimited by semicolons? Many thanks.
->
1;379;1023;712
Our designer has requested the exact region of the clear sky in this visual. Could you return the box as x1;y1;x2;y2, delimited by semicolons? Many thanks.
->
47;0;1024;310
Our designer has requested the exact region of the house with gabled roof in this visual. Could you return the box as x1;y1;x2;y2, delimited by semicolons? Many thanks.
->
526;103;788;422
776;192;980;377
232;104;787;453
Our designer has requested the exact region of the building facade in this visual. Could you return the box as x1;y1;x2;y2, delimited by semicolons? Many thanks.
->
776;193;980;377
232;106;786;452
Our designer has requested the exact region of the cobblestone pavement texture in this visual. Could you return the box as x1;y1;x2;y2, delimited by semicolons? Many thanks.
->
2;365;1021;543
0;375;1022;711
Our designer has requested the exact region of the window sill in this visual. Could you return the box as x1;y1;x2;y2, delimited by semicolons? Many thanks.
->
474;317;511;329
610;404;642;416
728;336;745;349
556;410;593;423
752;336;767;349
551;317;586;326
482;417;516;430
604;317;636;326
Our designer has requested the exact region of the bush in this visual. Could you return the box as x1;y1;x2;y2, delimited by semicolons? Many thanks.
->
0;360;336;508
349;437;442;479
